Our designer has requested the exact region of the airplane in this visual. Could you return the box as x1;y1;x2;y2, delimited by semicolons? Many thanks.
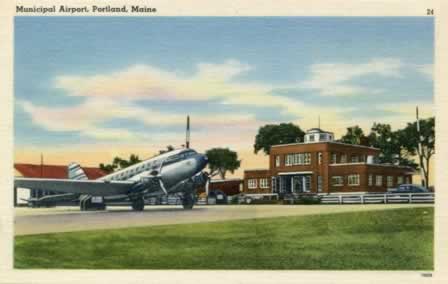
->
15;148;209;211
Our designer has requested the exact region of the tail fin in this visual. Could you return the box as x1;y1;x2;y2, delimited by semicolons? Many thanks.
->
68;163;88;180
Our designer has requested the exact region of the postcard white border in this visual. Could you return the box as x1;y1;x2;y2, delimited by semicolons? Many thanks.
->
1;1;447;283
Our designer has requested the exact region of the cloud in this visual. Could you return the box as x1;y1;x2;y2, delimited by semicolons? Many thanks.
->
299;58;403;96
18;95;262;143
54;59;260;102
19;58;432;146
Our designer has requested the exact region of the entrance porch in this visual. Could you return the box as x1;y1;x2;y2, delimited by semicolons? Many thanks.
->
272;172;313;195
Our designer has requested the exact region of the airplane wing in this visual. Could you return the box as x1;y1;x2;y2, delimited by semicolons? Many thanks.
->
15;178;134;196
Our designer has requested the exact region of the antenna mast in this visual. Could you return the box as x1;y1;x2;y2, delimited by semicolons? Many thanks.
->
186;115;190;149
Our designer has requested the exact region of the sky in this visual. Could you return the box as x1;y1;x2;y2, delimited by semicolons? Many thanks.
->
14;17;434;177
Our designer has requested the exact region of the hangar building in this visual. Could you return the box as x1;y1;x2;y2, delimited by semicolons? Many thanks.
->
14;163;106;206
244;128;414;195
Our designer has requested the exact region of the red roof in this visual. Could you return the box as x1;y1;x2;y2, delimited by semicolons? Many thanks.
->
14;163;107;180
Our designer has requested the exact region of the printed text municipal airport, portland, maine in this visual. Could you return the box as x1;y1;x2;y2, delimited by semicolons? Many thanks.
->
16;5;157;14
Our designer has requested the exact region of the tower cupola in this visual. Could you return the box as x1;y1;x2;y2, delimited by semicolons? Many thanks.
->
304;128;334;143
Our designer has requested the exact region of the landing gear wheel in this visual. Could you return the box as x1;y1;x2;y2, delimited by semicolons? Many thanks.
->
182;193;195;210
131;198;145;211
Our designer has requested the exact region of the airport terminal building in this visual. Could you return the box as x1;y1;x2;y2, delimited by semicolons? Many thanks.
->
243;128;414;195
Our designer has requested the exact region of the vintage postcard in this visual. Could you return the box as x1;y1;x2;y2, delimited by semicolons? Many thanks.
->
0;0;447;283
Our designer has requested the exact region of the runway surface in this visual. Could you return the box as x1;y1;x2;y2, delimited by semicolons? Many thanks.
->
15;204;432;235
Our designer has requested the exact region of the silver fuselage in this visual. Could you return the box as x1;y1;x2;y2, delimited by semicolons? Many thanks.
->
100;149;207;199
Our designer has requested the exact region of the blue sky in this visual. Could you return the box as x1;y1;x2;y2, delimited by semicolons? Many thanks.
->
15;17;434;151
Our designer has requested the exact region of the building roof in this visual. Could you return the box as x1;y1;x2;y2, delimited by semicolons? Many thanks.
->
329;162;415;171
210;178;243;183
14;163;106;179
306;128;334;134
271;140;380;151
244;168;270;172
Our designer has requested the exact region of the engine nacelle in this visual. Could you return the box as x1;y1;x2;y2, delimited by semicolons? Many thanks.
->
192;172;208;187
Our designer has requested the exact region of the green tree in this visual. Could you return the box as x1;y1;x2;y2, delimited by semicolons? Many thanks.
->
205;148;241;179
367;123;417;168
340;126;370;146
400;117;435;187
99;154;142;174
254;123;305;155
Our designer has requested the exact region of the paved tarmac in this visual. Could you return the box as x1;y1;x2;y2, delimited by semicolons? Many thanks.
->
14;204;432;236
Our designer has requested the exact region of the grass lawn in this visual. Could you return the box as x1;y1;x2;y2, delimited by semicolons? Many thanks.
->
14;207;433;270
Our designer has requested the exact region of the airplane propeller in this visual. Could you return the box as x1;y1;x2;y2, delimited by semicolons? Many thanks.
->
202;171;220;196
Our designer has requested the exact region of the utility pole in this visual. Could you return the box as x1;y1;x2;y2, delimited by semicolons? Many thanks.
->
40;153;43;178
416;106;427;188
186;115;190;149
40;153;44;197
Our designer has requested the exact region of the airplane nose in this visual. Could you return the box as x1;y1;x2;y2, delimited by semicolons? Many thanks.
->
199;154;208;168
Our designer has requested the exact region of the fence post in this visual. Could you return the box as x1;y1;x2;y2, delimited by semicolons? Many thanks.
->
361;195;364;204
409;193;412;203
339;195;343;204
384;194;387;204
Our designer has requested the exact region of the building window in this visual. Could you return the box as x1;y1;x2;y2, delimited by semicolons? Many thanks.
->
248;179;257;189
317;176;323;192
309;135;315;142
351;155;359;163
340;154;347;163
348;174;360;186
293;154;301;165
271;177;277;192
260;178;269;188
405;176;411;184
285;154;293;166
285;153;311;166
331;176;344;186
368;174;373;186
387;176;394;187
318;152;322;165
375;175;383;187
275;155;280;167
397;176;404;185
331;153;337;164
304;153;311;165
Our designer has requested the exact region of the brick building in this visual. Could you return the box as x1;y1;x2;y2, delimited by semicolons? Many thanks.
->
244;128;414;195
197;178;243;196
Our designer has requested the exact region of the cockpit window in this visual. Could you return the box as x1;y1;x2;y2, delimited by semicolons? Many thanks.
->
183;150;197;157
164;154;181;163
161;149;197;165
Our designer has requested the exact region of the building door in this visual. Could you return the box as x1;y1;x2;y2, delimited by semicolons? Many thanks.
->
291;175;311;193
291;176;302;193
303;175;311;192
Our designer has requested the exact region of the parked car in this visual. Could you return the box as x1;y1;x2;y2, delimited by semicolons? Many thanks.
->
388;184;429;194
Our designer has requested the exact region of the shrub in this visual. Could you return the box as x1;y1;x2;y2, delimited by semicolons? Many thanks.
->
287;194;322;205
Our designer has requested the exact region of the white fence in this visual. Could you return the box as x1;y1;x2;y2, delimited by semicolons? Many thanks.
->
320;192;434;204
